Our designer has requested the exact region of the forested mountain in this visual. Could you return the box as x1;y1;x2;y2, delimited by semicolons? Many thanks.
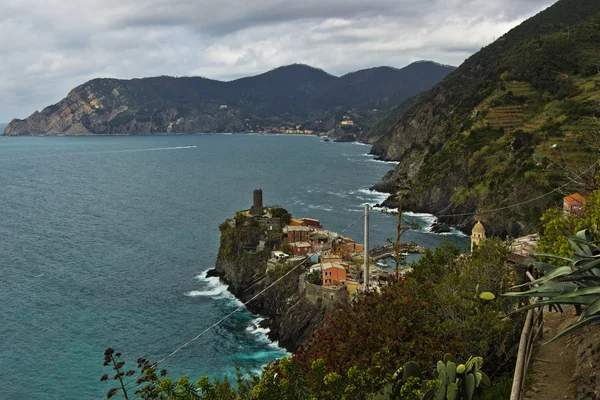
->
3;61;454;136
370;0;600;237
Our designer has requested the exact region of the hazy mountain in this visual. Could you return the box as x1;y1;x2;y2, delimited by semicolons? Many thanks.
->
4;61;454;136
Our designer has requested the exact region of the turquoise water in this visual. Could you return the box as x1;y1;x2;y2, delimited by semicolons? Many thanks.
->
0;134;467;399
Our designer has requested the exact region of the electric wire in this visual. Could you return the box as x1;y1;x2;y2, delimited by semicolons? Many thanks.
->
104;160;599;398
102;212;365;399
394;159;599;219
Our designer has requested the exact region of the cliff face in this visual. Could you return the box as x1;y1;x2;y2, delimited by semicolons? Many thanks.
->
4;79;246;135
369;0;600;237
4;62;454;136
209;216;331;352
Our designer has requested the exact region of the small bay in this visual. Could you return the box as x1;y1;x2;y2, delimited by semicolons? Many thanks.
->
0;134;467;399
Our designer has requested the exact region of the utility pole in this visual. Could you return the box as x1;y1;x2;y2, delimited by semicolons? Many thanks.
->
364;203;370;288
395;190;404;276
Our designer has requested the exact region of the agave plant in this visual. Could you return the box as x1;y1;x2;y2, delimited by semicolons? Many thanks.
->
503;229;600;341
376;354;489;400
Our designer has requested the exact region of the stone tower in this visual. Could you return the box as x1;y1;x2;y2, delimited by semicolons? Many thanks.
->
471;220;486;252
250;189;263;216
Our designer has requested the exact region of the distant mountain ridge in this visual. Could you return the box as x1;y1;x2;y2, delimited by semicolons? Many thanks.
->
369;0;600;237
3;61;454;136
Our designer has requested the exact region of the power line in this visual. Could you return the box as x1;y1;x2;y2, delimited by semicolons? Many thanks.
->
415;160;599;219
103;213;365;400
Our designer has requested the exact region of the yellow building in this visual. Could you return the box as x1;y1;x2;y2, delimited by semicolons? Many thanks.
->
471;221;486;252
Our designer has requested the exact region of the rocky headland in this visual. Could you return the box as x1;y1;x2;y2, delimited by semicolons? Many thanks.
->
206;210;339;352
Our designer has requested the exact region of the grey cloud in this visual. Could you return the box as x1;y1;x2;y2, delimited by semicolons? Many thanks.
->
0;0;556;121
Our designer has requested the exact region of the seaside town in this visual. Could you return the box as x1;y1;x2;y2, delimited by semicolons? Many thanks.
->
237;189;587;306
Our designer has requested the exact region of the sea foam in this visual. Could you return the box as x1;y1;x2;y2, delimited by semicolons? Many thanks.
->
185;271;241;303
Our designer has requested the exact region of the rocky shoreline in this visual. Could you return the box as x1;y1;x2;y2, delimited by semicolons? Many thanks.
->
206;215;331;353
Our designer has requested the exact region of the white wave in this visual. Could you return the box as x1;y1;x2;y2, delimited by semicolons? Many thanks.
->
346;208;363;213
187;271;240;302
357;188;389;207
352;142;370;146
356;152;399;164
326;190;348;198
440;229;468;237
91;146;197;155
246;317;272;338
370;158;400;165
308;204;333;212
184;286;228;297
372;205;395;213
404;212;438;232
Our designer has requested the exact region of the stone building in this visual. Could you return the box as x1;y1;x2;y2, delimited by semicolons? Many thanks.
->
250;189;263;216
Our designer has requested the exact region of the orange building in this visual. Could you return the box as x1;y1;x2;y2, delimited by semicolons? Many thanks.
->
285;226;311;243
564;193;585;215
289;218;303;226
322;263;347;286
291;242;312;255
341;241;364;252
301;218;322;229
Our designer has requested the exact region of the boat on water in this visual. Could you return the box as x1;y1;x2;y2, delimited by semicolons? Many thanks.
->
375;261;388;268
322;136;330;142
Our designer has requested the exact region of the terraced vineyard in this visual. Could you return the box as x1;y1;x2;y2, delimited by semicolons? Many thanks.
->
485;105;524;129
506;81;537;97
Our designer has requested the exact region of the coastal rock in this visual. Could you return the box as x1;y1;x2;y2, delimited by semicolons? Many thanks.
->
209;216;331;352
430;222;452;234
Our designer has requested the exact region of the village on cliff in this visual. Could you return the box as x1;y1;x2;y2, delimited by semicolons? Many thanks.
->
233;190;587;305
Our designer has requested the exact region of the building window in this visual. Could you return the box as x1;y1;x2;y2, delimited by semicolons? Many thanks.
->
325;279;331;283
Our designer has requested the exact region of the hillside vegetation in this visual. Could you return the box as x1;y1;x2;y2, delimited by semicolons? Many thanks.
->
3;62;453;136
371;0;600;237
102;239;522;400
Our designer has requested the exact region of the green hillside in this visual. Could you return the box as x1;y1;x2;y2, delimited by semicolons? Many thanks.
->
4;62;454;136
371;0;600;237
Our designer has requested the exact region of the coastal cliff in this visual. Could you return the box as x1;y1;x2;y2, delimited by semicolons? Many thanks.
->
208;212;335;352
368;0;600;237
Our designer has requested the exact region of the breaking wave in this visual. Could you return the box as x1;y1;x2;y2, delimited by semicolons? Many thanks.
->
404;212;438;232
184;271;240;303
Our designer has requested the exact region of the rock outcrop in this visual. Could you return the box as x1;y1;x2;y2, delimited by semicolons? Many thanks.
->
208;213;335;352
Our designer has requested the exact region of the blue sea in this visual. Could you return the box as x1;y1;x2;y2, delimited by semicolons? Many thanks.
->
0;134;468;399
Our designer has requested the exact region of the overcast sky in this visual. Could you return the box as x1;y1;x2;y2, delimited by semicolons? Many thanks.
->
0;0;555;122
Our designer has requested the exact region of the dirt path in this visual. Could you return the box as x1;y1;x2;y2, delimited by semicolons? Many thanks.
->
523;309;578;400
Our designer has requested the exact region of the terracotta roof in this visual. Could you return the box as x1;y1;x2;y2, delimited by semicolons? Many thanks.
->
564;193;584;204
285;225;311;232
322;262;346;271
